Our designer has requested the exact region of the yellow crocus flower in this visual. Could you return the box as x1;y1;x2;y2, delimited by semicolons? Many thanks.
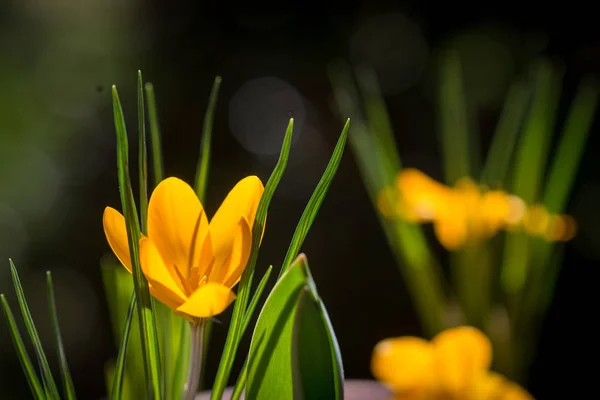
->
371;326;534;400
103;176;264;321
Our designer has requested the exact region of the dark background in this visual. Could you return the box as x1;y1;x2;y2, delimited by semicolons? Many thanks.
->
1;1;599;399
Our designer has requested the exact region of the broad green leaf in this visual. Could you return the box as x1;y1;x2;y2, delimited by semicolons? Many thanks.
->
46;272;76;400
194;76;222;202
247;254;343;400
144;82;165;187
291;256;343;400
112;86;162;399
9;260;60;399
0;294;45;400
279;119;349;277
211;119;294;400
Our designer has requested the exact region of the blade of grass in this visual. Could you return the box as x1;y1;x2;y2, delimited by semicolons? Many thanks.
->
516;79;598;377
329;61;446;336
169;318;190;400
101;258;146;397
278;119;349;277
138;71;149;234
111;292;136;400
9;260;60;399
439;51;472;185
230;357;247;400
501;60;563;295
144;82;165;187
240;266;273;338
194;76;222;202
46;272;76;400
0;294;45;399
211;119;294;400
481;80;531;187
227;266;273;398
112;85;162;399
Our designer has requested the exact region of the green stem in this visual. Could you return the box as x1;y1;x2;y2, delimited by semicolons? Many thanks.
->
182;320;205;400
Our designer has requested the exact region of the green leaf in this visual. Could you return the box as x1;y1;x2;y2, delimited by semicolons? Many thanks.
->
144;82;165;187
501;60;563;294
439;51;473;185
543;78;598;213
0;294;45;400
9;260;60;400
194;76;222;202
329;61;446;337
110;292;136;400
247;254;343;400
211;119;294;400
241;266;273;335
292;286;343;400
101;258;145;399
480;80;531;187
112;85;162;399
279;119;349;277
169;316;190;400
138;71;149;234
46;272;76;400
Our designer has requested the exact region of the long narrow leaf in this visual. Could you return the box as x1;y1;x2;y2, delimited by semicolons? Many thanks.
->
439;51;472;184
279;119;349;277
481;80;531;186
138;71;149;234
211;119;294;400
144;83;165;187
241;266;273;335
112;86;162;399
501;60;562;294
46;272;76;400
543;78;598;212
228;266;274;399
0;294;45;400
194;76;222;202
9;260;60;399
111;293;136;400
329;61;446;336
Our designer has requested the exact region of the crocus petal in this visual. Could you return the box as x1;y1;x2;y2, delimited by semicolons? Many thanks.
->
209;217;252;288
371;337;435;393
147;177;209;280
432;326;492;394
103;207;132;273
209;176;263;260
176;283;236;318
469;372;534;400
139;237;187;308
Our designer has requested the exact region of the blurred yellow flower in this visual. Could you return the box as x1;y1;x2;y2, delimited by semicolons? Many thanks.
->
378;168;575;249
371;326;534;400
103;176;264;321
